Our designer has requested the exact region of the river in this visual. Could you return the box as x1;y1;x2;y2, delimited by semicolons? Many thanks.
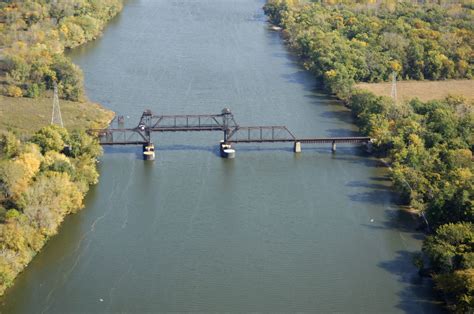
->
0;0;442;312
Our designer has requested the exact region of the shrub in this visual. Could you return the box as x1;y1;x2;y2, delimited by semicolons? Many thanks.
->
0;132;20;159
6;85;23;98
5;209;20;220
25;83;41;98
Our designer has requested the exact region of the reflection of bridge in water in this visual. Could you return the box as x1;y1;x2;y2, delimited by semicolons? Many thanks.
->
88;109;371;159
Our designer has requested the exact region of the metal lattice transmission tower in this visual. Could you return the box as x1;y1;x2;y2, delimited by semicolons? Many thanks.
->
51;82;64;127
390;71;398;103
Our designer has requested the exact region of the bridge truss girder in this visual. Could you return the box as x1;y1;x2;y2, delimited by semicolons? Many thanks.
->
138;109;238;132
225;126;296;143
89;128;149;145
89;109;371;146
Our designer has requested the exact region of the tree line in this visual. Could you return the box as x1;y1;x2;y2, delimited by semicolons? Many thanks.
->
264;1;473;311
0;0;123;100
0;126;102;295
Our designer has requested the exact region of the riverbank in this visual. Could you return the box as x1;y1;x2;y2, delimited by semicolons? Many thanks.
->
0;95;114;137
0;126;105;296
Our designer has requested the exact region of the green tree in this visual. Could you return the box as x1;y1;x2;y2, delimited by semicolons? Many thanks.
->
30;125;69;154
423;222;474;273
435;269;474;313
51;55;84;101
68;130;102;159
0;132;20;159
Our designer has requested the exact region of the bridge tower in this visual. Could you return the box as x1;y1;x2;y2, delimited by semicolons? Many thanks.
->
51;82;64;127
220;108;236;158
138;110;154;160
221;108;233;142
138;110;153;143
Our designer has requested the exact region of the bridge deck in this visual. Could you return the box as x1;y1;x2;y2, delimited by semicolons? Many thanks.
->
228;137;370;144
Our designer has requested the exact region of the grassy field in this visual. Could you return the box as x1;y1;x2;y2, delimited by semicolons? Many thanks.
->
0;95;114;137
355;79;474;102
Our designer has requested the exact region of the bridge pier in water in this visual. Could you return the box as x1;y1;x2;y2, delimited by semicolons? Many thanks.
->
220;141;235;159
332;141;336;152
143;142;155;160
293;141;301;153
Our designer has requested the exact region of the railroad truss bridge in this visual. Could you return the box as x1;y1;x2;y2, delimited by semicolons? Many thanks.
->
88;108;372;159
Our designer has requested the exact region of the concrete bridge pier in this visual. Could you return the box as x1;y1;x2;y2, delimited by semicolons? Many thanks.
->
143;142;155;161
332;141;336;152
220;141;235;159
293;141;301;153
364;140;373;153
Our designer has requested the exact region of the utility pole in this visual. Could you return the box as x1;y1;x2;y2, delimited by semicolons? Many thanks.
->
390;71;398;104
51;81;64;127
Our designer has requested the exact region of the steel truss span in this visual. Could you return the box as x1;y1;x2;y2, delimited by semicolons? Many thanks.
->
88;108;371;147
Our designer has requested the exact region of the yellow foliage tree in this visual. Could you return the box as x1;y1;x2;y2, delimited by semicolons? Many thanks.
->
6;86;23;98
390;60;402;73
14;153;42;180
23;172;83;236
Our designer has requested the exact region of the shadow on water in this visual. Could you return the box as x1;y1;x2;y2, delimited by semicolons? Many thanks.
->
345;178;443;312
330;153;385;169
271;51;290;59
320;110;355;124
104;144;299;159
281;71;315;86
103;146;144;159
379;251;445;313
370;176;392;182
103;144;380;160
346;174;422;233
348;190;395;205
325;128;358;137
346;180;392;191
351;198;423;237
157;144;297;155
247;10;266;22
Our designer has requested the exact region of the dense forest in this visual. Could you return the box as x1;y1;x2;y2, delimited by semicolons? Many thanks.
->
264;0;473;312
0;0;123;100
265;0;473;99
0;127;102;295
